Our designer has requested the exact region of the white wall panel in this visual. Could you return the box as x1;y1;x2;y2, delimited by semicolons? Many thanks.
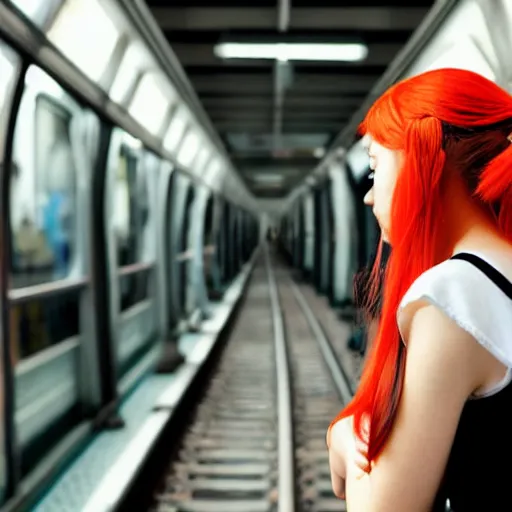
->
405;0;499;83
329;162;357;303
303;192;315;272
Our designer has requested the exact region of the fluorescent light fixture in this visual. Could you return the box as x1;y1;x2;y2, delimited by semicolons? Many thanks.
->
214;42;367;62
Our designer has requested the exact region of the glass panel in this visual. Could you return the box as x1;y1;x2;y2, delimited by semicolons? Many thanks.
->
113;142;148;268
203;197;215;294
166;172;180;329
9;289;80;363
11;90;78;287
194;146;210;176
10;65;88;478
204;159;222;187
128;72;171;135
177;129;200;168
163;106;187;154
110;130;151;311
120;271;150;312
47;0;120;83
109;41;148;104
9;0;47;20
181;188;195;315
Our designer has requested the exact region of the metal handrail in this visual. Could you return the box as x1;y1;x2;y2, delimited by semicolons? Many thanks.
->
9;276;88;305
118;261;154;277
175;250;193;262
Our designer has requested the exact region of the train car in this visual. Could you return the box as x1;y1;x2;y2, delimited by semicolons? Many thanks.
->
0;0;260;508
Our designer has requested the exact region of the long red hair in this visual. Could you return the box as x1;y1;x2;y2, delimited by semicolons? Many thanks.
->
330;68;512;467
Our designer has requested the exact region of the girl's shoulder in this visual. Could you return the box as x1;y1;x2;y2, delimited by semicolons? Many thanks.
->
397;253;512;391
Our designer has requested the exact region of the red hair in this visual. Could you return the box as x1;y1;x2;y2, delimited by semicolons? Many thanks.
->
329;68;512;468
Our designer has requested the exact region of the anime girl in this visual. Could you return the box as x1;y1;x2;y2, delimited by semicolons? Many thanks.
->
326;68;512;511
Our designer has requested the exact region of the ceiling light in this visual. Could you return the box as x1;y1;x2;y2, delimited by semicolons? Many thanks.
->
214;43;367;62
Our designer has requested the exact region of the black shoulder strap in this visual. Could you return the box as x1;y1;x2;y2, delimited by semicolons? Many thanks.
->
451;252;512;301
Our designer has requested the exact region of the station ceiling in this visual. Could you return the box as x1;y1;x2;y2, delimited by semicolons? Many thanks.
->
146;0;435;198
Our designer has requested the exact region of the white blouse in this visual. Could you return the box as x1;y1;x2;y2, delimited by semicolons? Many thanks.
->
397;252;512;398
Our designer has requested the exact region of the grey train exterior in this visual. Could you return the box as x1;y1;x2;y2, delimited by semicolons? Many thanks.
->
0;0;259;506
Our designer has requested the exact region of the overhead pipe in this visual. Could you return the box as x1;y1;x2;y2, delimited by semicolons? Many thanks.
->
278;0;291;32
272;0;291;152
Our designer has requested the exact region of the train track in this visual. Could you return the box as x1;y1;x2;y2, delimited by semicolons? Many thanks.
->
148;247;353;512
274;262;352;512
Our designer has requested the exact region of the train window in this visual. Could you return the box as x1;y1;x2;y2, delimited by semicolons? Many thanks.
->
204;159;222;187
106;132;157;376
119;271;151;313
128;72;172;136
164;106;187;154
203;197;215;293
10;65;85;359
113;137;149;267
110;41;148;104
46;0;120;83
10;70;79;290
10;0;47;22
180;185;195;315
10;289;80;361
194;147;210;176
8;66;94;477
177;130;200;168
109;129;151;311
